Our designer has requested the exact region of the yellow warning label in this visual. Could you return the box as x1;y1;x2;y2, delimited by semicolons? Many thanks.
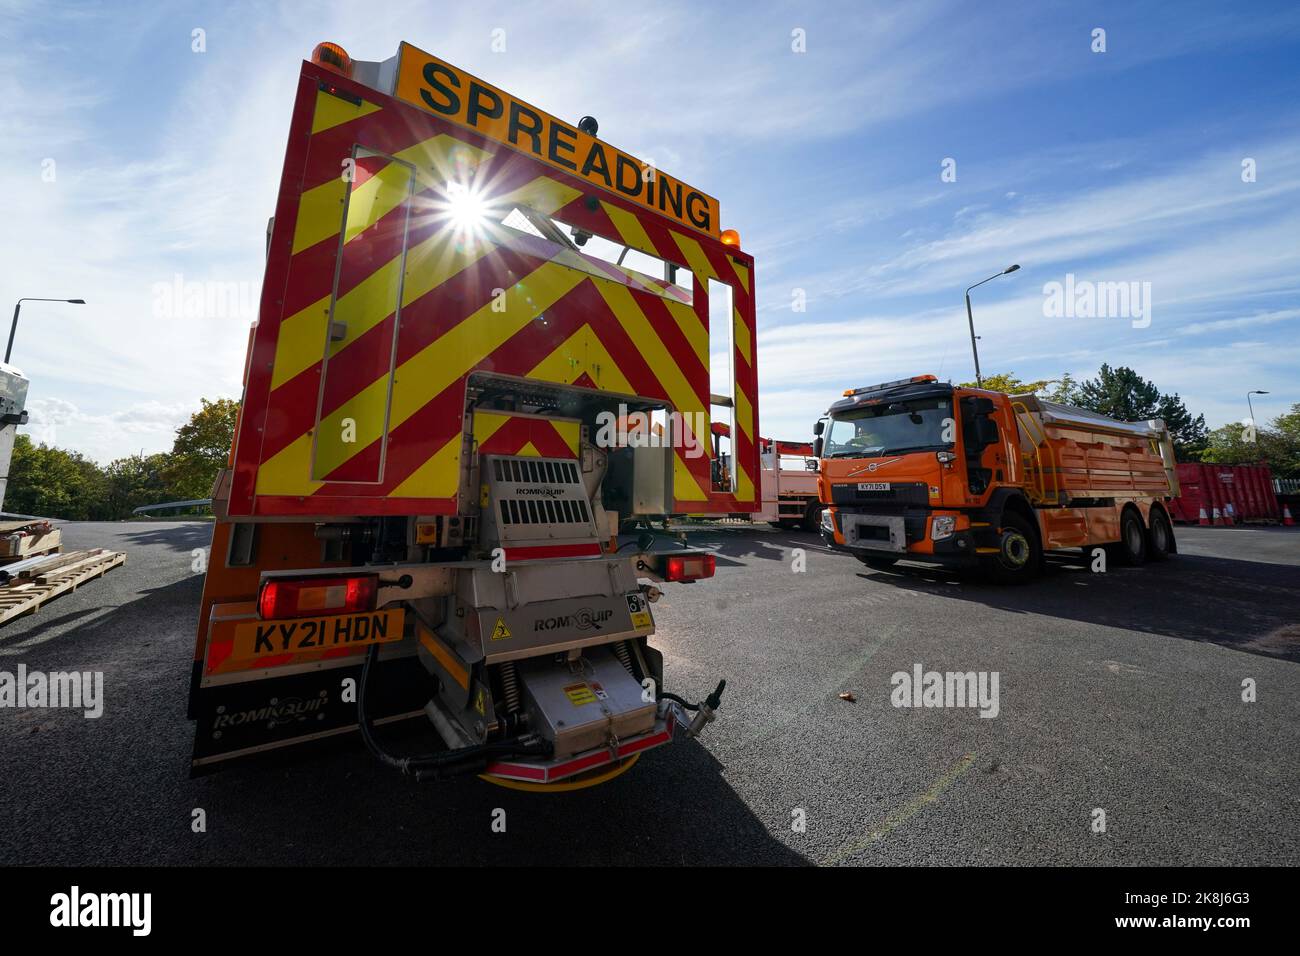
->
630;611;652;629
474;686;486;715
564;682;597;706
490;617;512;641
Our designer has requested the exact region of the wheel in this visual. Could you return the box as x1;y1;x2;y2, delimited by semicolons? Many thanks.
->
856;554;899;571
1114;508;1147;565
981;511;1041;584
802;503;824;533
1147;508;1173;560
1145;508;1172;561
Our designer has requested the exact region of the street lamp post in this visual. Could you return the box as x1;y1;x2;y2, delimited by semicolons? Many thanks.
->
1246;390;1269;427
964;264;1020;387
6;297;87;364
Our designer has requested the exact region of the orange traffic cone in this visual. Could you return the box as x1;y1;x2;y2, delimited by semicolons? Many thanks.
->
1284;505;1296;527
1198;506;1210;526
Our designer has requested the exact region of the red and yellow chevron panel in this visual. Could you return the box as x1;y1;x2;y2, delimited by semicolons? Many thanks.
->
228;57;759;519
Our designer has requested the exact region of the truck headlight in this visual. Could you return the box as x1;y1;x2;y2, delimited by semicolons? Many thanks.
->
821;508;835;532
931;515;956;541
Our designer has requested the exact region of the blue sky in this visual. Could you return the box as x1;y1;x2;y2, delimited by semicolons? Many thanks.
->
4;0;1298;461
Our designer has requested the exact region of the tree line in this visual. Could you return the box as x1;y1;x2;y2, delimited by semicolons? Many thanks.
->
6;398;239;520
962;365;1298;476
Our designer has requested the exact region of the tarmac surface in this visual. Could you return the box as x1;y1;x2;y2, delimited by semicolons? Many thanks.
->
1;520;1297;866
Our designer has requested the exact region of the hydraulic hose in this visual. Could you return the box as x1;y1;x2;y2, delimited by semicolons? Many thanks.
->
357;643;551;779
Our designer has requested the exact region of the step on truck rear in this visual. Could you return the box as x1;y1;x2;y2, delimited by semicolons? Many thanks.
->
188;40;758;787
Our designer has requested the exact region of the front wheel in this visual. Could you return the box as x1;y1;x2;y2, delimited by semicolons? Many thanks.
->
802;503;825;533
981;511;1041;584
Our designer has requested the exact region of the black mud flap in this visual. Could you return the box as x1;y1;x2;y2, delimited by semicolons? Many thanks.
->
188;654;433;776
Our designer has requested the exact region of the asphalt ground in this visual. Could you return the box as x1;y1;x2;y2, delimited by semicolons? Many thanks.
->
1;520;1297;866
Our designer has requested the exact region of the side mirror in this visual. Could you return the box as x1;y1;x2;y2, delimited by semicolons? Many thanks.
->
813;420;825;436
812;436;824;459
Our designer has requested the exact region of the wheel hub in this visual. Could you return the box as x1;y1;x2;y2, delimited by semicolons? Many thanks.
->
1000;530;1030;568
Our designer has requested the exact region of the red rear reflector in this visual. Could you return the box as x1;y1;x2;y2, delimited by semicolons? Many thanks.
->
664;553;716;582
258;575;378;620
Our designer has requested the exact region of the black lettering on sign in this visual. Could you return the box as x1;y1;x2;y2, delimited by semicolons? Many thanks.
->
374;615;389;640
354;616;371;642
420;63;460;115
547;123;578;170
508;102;543;155
615;154;642;198
298;620;319;649
658;178;683;220
332;616;352;645
466;81;504;128
580;142;612;187
254;624;274;654
686;191;711;230
279;623;295;652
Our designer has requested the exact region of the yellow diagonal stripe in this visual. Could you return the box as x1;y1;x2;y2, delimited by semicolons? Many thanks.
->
342;159;414;244
594;282;705;423
292;177;349;255
311;90;381;134
671;232;719;283
734;386;754;443
733;305;752;368
600;201;658;261
729;259;750;295
666;299;709;368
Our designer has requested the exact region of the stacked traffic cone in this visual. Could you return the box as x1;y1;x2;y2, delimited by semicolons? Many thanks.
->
1198;506;1211;526
1284;505;1296;527
1212;506;1225;526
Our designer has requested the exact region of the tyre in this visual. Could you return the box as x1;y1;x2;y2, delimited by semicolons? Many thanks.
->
802;503;825;533
1146;508;1173;561
981;511;1041;584
1114;508;1147;565
856;554;899;571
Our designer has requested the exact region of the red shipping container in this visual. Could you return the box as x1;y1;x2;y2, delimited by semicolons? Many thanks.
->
1169;462;1281;524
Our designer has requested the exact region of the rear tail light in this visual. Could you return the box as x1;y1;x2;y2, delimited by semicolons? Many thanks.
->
664;553;716;583
258;575;378;620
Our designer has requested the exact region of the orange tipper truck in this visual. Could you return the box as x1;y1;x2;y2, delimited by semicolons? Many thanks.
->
814;375;1181;582
187;41;760;788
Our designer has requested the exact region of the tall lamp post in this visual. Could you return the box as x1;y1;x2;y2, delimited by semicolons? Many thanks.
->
1246;390;1269;427
964;264;1019;387
6;297;86;364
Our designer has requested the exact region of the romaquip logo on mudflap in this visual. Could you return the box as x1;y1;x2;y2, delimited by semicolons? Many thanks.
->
212;693;328;730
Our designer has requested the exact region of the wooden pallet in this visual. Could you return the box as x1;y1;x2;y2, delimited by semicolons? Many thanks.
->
0;550;127;626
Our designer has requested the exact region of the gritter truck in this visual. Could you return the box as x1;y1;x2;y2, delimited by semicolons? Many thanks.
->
188;40;760;788
814;375;1180;582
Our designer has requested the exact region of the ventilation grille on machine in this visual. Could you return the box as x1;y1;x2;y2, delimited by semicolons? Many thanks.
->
484;454;600;545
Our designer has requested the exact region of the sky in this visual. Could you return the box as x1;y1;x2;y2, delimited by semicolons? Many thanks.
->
3;0;1298;461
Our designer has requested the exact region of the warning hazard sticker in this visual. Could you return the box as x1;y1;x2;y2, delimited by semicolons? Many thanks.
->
491;617;512;641
563;682;597;706
625;592;652;630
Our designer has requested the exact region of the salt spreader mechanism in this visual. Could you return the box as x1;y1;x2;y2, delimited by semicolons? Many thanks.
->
187;40;759;788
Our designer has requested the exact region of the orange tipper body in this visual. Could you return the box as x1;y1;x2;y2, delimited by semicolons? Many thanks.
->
189;42;748;784
815;375;1181;580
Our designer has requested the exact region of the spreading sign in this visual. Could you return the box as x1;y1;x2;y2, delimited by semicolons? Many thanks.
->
393;42;720;237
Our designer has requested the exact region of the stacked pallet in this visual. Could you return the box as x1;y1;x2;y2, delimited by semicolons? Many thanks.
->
0;519;61;561
0;548;127;626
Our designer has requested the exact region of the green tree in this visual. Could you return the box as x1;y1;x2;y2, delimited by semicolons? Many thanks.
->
6;435;110;520
104;452;172;517
958;372;1056;394
1202;403;1300;478
1074;364;1208;459
162;398;240;500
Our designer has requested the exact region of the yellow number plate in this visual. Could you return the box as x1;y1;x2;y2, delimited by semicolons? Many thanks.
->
231;609;405;661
